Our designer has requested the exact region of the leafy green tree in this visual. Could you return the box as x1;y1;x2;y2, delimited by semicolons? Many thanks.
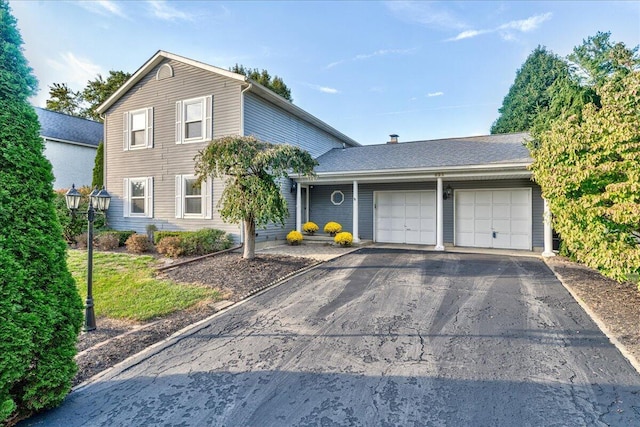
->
92;141;104;188
230;64;292;101
194;136;316;259
45;82;81;116
491;46;577;134
568;31;639;87
46;70;130;122
531;70;640;282
80;70;131;121
0;0;82;423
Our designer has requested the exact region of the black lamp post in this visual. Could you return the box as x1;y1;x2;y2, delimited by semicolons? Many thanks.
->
64;184;111;332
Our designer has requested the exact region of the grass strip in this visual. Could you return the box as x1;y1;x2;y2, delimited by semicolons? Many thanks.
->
67;250;221;321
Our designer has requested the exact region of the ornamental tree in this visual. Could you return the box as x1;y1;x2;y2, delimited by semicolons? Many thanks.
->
530;70;640;282
0;1;82;423
194;135;317;259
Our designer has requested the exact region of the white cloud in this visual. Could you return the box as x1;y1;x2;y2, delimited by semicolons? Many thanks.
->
147;0;194;21
499;13;552;32
386;1;466;30
46;52;103;87
76;0;127;18
446;12;552;42
326;48;416;69
427;91;444;97
319;86;340;94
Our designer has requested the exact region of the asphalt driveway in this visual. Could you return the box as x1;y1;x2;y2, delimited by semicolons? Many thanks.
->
24;248;640;426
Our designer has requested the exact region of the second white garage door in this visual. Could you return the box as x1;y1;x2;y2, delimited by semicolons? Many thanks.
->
375;191;436;244
455;189;532;250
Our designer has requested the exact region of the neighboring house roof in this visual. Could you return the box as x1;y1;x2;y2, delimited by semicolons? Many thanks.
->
299;132;532;184
97;50;360;147
35;107;103;147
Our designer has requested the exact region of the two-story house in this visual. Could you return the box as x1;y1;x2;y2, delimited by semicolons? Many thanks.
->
96;50;359;243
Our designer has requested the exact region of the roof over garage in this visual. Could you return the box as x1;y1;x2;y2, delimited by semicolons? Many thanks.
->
298;132;533;184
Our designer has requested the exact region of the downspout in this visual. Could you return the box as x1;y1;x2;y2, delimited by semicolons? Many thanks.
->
239;82;253;245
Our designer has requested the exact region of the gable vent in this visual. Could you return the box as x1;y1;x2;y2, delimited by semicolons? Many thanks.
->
156;63;174;80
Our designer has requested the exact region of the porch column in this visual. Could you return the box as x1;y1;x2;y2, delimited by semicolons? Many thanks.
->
435;177;445;251
542;198;555;257
352;180;360;243
296;181;302;232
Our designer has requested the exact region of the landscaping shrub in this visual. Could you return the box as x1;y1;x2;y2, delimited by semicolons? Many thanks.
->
323;221;342;236
155;228;233;256
0;2;83;421
156;236;184;258
286;230;303;245
75;233;89;249
302;221;319;234
125;234;151;254
334;231;353;247
95;233;119;251
97;230;135;247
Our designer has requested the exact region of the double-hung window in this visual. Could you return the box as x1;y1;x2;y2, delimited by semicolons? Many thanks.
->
175;95;212;144
123;108;153;150
123;177;153;218
175;175;212;219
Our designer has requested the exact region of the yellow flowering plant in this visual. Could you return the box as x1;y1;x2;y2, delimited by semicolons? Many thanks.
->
334;231;353;247
286;230;303;245
323;221;342;236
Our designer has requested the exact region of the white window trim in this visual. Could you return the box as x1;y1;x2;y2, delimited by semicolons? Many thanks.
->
175;174;212;219
123;108;153;151
175;95;212;144
331;190;345;206
123;177;154;218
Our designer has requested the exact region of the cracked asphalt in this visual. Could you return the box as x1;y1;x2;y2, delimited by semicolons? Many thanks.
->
24;248;640;426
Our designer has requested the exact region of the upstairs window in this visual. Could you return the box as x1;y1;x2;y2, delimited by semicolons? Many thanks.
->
123;108;153;150
176;95;212;144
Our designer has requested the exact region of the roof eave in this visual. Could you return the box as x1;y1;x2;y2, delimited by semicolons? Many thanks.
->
295;163;532;184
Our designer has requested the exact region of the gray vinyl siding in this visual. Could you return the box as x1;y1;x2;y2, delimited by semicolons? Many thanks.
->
244;93;345;158
308;179;543;249
104;58;243;237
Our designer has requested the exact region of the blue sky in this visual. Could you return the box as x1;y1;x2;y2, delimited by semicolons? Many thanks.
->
10;1;640;145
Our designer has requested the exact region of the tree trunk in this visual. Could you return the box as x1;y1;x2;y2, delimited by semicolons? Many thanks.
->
243;218;256;259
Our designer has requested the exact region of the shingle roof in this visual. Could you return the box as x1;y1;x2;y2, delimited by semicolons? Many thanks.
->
35;107;103;147
314;132;531;173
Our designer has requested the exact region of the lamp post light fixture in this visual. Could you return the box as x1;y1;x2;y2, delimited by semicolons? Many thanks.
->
443;185;453;200
64;184;111;332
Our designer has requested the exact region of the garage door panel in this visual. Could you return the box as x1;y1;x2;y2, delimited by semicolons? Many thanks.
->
376;191;435;244
455;189;531;250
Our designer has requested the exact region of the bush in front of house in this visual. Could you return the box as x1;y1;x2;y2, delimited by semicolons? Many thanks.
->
302;221;319;234
155;228;233;256
95;233;119;251
334;231;353;247
323;221;342;236
125;234;151;254
156;236;184;258
286;230;304;245
98;230;135;247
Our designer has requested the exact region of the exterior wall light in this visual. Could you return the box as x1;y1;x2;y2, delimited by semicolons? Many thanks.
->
443;185;453;200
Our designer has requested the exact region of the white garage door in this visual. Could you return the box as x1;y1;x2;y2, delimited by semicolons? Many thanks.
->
376;191;436;244
455;189;531;250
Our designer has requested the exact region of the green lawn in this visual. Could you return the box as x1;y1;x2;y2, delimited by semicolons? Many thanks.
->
67;250;221;321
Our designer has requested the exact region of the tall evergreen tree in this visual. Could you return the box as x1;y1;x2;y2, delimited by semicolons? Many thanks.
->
491;46;575;134
91;141;104;188
0;1;82;423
